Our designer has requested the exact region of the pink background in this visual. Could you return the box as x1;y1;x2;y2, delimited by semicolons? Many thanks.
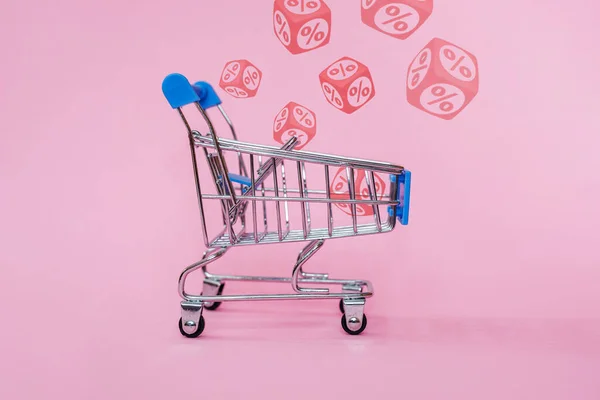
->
2;0;600;398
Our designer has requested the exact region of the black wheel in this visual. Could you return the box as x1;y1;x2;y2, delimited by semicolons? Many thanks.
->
339;299;344;313
178;315;205;338
341;314;367;335
204;283;225;311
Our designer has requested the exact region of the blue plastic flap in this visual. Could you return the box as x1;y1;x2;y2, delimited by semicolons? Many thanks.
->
193;81;222;109
162;73;200;108
387;170;412;226
398;170;411;225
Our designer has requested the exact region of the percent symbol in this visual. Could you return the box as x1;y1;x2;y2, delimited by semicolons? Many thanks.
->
222;62;240;82
374;3;420;35
322;83;344;109
444;49;471;79
440;45;477;82
244;71;257;86
427;86;457;112
243;67;260;90
327;59;358;80
347;77;373;107
227;87;248;98
382;5;413;32
419;83;466;116
294;106;315;128
407;48;431;90
274;11;291;45
286;0;320;13
350;81;369;102
274;108;289;132
300;21;326;46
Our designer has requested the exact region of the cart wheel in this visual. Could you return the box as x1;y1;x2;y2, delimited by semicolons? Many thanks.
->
204;283;225;311
341;314;367;335
339;299;344;314
178;316;205;338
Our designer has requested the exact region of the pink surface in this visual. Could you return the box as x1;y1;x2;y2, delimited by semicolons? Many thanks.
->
2;0;600;398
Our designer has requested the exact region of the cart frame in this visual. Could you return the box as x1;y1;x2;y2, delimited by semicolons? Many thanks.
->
162;73;412;337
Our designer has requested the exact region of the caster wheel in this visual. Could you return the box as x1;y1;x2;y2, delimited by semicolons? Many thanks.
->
204;283;225;311
178;315;205;338
341;314;367;335
339;299;344;314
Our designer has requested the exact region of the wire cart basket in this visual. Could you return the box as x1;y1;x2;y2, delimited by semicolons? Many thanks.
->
161;73;412;337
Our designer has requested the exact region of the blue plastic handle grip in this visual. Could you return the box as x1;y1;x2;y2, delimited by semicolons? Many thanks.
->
388;170;411;225
161;73;222;109
193;81;222;109
162;73;199;108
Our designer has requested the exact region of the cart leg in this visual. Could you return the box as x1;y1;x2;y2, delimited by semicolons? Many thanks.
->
341;298;367;335
339;283;363;313
178;247;227;337
202;278;225;310
179;247;227;301
179;301;205;338
291;239;328;293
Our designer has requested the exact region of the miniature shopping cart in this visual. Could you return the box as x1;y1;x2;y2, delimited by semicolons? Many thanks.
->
161;73;411;337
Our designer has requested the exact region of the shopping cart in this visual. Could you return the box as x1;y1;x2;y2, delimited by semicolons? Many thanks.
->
161;73;412;337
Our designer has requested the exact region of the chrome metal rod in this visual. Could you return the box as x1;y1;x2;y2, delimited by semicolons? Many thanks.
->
254;137;297;188
250;155;258;243
259;156;268;236
212;153;237;244
297;161;308;239
184;291;373;302
179;113;210;248
200;193;398;205
292;239;327;293
281;161;290;235
245;186;392;198
204;270;371;289
178;248;228;300
301;162;311;233
346;167;358;234
206;153;228;226
367;170;383;232
194;104;238;205
227;137;297;220
194;135;404;175
273;163;283;241
325;165;333;237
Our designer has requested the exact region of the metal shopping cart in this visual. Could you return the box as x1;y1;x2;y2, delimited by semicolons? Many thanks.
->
161;73;412;337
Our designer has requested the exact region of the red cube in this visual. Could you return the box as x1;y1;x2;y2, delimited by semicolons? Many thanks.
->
273;102;317;150
330;167;387;216
273;0;332;54
318;56;376;114
361;0;433;40
218;59;262;98
406;37;479;120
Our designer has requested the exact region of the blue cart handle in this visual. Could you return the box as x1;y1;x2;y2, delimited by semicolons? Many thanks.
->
162;73;222;110
388;170;411;226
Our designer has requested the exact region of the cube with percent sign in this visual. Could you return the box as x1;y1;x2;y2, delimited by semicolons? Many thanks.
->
330;167;387;216
319;56;376;114
361;0;433;40
218;59;262;98
273;102;317;150
406;37;479;120
273;0;332;55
